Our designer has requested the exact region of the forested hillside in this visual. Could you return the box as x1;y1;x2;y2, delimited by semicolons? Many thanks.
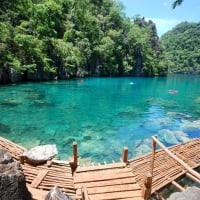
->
161;22;200;74
0;0;168;83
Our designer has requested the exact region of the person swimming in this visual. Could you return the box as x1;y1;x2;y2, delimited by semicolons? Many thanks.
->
168;90;178;94
129;82;135;85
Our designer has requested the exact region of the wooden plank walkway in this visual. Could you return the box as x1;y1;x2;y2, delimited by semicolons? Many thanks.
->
129;138;200;194
74;163;143;200
0;136;200;199
0;137;76;200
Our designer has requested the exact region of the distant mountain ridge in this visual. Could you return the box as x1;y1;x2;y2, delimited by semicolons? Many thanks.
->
161;21;200;74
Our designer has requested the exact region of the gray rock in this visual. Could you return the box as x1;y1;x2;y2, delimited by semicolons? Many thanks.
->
22;144;58;165
0;149;14;164
8;68;21;83
45;186;73;200
0;162;32;200
167;187;200;200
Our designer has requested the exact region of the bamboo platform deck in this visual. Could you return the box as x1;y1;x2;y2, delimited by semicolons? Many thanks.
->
129;138;200;193
0;136;200;200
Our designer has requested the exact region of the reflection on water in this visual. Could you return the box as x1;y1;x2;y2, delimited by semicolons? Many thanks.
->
0;75;200;163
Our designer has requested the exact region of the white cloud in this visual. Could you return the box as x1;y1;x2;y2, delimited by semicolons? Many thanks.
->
146;18;180;36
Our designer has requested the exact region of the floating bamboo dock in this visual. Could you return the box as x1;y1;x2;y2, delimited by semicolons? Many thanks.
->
0;136;200;200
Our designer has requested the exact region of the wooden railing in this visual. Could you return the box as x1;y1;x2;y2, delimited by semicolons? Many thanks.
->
143;135;200;200
151;136;200;180
69;142;129;172
69;142;78;173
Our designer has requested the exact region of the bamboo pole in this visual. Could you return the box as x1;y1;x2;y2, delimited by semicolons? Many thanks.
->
186;172;200;184
121;147;128;163
143;136;157;199
150;135;157;176
171;181;185;192
69;142;78;172
73;142;78;169
152;136;200;180
143;172;153;200
81;186;90;200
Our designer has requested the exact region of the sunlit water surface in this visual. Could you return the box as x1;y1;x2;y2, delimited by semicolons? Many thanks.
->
0;75;200;163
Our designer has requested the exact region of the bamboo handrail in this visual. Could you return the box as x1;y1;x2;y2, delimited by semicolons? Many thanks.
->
150;136;157;176
152;136;200;180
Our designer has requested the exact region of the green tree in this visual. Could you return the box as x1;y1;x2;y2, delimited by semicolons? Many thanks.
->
0;0;168;83
161;22;200;74
172;0;184;9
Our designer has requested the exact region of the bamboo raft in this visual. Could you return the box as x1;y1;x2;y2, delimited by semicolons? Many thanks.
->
0;136;200;200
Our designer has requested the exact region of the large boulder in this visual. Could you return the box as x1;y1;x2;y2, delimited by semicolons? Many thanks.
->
0;149;32;200
22;144;58;165
167;187;200;200
45;186;74;200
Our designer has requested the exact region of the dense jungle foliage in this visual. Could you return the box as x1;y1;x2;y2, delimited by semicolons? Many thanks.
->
161;22;200;74
0;0;168;83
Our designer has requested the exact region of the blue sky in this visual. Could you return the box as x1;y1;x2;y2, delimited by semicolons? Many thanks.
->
121;0;200;36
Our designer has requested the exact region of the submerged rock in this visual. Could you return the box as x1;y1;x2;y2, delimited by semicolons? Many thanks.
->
158;129;190;144
0;99;22;107
83;135;92;140
134;138;152;157
22;144;58;165
32;100;54;107
181;120;200;130
117;108;140;119
45;186;73;200
63;137;76;146
0;123;11;134
195;97;200;103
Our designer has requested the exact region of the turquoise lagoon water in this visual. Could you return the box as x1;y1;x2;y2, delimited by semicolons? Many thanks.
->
0;75;200;163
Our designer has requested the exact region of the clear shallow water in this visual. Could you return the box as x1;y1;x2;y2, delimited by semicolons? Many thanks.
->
0;75;200;163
